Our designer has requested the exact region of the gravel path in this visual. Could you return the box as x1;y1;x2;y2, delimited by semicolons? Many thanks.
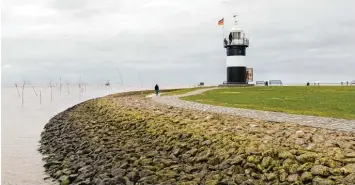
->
151;88;355;132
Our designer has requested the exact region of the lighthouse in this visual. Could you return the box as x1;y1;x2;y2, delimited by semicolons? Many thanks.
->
223;16;249;84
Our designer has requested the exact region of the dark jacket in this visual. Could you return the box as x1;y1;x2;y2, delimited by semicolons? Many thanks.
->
155;84;159;91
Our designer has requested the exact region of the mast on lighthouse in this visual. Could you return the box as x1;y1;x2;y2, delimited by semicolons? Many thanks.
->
223;15;249;84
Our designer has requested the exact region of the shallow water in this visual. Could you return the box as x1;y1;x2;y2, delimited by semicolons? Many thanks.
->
1;85;138;185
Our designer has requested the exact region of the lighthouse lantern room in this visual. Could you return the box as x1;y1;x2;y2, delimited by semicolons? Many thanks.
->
223;16;249;84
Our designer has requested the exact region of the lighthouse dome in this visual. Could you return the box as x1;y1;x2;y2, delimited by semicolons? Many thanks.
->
230;23;243;32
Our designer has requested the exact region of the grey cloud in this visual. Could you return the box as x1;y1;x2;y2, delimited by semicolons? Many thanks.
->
2;0;355;86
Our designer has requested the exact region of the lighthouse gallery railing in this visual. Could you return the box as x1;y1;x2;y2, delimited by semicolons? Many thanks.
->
223;38;249;47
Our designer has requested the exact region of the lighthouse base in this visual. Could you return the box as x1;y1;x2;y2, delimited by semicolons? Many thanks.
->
226;66;247;84
219;83;254;87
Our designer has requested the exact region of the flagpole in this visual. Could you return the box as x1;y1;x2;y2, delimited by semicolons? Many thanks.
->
222;22;225;38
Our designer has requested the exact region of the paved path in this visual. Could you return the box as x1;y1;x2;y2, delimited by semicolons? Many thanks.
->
151;88;355;132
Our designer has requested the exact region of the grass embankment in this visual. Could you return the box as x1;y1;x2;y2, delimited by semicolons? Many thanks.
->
182;86;355;120
161;86;212;96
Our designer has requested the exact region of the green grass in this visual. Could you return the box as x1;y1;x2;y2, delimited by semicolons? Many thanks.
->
181;86;355;120
161;87;212;96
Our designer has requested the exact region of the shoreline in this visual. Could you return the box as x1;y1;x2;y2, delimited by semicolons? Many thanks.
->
39;90;355;184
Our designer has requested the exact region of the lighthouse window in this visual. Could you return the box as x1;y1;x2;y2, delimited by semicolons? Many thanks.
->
233;32;241;39
232;32;237;39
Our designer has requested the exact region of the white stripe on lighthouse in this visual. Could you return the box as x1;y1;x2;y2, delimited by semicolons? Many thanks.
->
226;56;246;67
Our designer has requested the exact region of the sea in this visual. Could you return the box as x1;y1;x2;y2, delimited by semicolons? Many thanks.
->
1;85;140;185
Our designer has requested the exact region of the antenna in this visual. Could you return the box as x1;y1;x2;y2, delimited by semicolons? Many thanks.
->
233;14;238;24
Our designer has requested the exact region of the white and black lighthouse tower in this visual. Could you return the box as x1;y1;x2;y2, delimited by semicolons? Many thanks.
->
223;16;249;84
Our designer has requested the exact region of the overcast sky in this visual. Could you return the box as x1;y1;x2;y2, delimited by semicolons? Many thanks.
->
2;0;355;86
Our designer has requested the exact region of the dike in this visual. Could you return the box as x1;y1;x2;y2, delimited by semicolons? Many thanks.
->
39;91;355;185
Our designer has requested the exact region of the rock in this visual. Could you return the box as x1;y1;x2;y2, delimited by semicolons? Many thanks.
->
111;168;126;177
300;171;312;182
227;155;244;165
319;157;338;168
140;169;154;177
295;130;305;137
196;155;209;163
328;175;343;182
312;176;335;185
127;171;140;182
279;171;288;182
265;173;277;181
311;165;330;176
112;176;127;184
59;175;70;185
343;173;355;185
208;157;220;166
44;160;62;168
54;170;63;178
345;152;355;158
247;155;261;164
287;174;298;182
262;135;274;143
138;175;159;183
343;158;355;164
342;164;355;174
204;116;213;120
62;168;71;175
172;148;181;156
146;151;159;158
306;143;316;150
186;148;198;156
278;151;294;159
329;168;342;176
120;161;129;169
251;172;261;179
232;174;247;184
75;179;91;185
312;135;325;143
295;138;305;145
76;165;95;182
202;140;212;146
68;174;78;182
43;176;51;181
248;125;261;134
297;162;313;172
296;152;318;163
261;157;272;168
161;158;176;166
93;178;105;185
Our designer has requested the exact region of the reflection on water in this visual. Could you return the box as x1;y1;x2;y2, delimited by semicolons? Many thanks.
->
1;85;134;185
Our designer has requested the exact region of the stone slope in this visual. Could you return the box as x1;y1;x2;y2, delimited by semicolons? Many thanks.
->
39;94;355;185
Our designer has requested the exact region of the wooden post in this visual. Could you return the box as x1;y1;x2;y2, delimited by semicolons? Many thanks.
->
15;84;21;98
50;80;53;102
32;86;38;96
60;77;62;96
21;81;25;106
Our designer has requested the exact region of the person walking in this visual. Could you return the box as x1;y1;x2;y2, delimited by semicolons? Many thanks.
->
154;84;159;96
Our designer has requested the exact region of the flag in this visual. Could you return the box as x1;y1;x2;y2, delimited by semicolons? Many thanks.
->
218;18;224;26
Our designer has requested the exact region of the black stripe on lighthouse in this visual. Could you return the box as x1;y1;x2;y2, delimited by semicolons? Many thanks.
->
226;45;248;84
